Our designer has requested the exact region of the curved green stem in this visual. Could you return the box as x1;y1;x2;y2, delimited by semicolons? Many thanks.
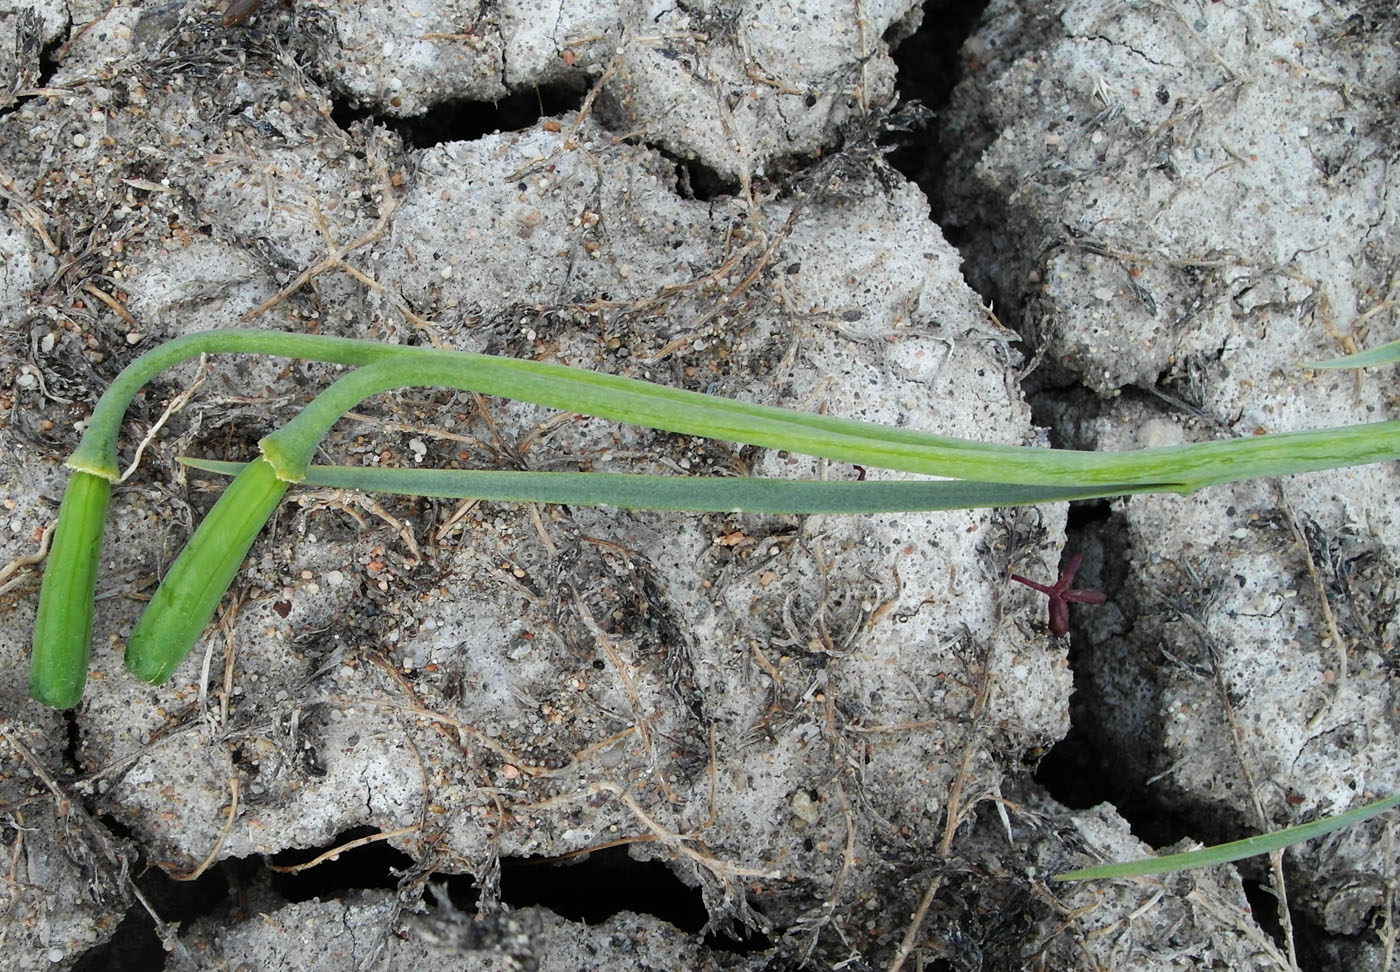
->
65;328;1400;490
35;329;406;707
69;330;425;480
258;358;1400;489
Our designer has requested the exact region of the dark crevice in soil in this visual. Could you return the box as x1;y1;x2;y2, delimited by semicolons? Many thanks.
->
94;812;134;841
887;0;1176;852
71;906;163;972
1242;878;1287;936
499;846;772;952
884;0;1237;918
666;152;741;202
329;79;590;150
1030;498;1163;833
502;846;708;931
74;828;407;967
72;850;229;972
318;62;749;202
889;0;1234;901
37;25;63;86
62;710;81;767
268;826;416;901
885;0;1026;368
74;829;773;964
1029;499;1202;853
1033;711;1196;850
0;12;67;122
425;870;480;912
1064;497;1111;533
885;0;994;242
1240;878;1294;954
890;0;1187;862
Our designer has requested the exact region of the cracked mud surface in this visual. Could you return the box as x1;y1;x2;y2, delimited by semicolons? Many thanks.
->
1;1;1396;970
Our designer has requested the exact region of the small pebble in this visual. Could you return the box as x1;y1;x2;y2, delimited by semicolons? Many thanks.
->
791;791;819;825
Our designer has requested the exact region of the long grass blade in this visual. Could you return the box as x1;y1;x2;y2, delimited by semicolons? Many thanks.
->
69;330;1400;489
179;459;1169;513
1055;792;1400;881
256;359;1400;489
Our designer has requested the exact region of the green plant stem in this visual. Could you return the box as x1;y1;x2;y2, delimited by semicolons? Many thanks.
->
71;329;1400;490
68;330;422;480
257;358;1400;489
180;459;1161;513
124;458;289;684
33;328;1400;708
34;330;405;707
29;471;110;708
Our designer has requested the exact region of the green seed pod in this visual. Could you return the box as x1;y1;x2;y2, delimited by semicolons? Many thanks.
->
124;457;289;685
30;472;113;709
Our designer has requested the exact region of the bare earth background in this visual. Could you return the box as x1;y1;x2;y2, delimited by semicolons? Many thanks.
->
0;1;1396;970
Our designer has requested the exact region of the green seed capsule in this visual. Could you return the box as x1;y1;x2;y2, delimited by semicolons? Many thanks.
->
30;472;113;709
124;457;289;685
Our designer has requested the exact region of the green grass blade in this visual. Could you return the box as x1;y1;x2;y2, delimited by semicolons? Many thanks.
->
36;328;1400;710
179;459;1171;513
1055;792;1400;881
1303;338;1400;370
67;329;1400;489
257;358;1400;489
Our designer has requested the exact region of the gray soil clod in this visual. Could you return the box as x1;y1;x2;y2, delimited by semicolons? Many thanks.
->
0;1;1395;970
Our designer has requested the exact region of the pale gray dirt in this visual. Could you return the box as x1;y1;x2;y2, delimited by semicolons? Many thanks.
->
940;0;1399;967
0;1;1394;970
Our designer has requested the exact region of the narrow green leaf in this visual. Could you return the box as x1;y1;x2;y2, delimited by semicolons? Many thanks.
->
1303;338;1400;370
66;328;1400;489
255;358;1400;490
1055;792;1400;881
179;458;1170;513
